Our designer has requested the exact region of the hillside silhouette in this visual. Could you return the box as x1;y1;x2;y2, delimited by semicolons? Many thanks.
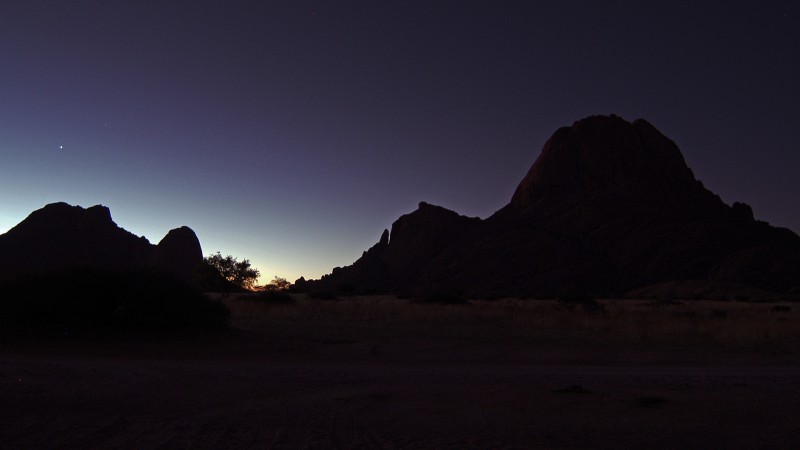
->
0;203;231;336
304;115;800;299
0;202;202;282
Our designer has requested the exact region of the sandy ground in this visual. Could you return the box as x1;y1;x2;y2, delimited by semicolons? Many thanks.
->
2;296;800;449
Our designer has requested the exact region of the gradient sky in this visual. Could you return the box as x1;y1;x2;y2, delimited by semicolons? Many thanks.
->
2;1;798;283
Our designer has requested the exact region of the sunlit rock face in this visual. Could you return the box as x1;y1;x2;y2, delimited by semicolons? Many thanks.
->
0;202;202;283
307;115;800;299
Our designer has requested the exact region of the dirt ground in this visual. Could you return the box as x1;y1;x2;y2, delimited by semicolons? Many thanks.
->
2;295;799;449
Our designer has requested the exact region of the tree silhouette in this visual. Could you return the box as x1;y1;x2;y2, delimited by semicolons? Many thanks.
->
263;276;291;291
204;252;260;290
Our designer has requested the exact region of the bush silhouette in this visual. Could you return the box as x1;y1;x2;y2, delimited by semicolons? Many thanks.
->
308;291;338;300
412;289;470;305
256;289;294;303
0;268;230;338
556;291;605;313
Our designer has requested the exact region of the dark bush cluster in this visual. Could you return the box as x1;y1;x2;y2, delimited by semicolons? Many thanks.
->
556;292;605;313
307;291;339;300
255;289;294;303
412;290;470;305
0;268;230;338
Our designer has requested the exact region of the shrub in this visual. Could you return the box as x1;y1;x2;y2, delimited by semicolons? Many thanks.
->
412;290;470;305
258;276;292;292
653;298;686;306
556;292;605;313
337;283;356;295
636;397;668;407
551;385;593;394
0;268;230;338
256;290;294;304
710;308;728;318
308;291;338;300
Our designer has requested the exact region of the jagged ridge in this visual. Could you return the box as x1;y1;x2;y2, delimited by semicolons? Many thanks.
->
304;115;800;299
0;202;203;282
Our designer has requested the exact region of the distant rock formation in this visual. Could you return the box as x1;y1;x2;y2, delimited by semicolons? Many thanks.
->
0;202;203;283
153;226;204;281
306;115;800;299
314;203;481;293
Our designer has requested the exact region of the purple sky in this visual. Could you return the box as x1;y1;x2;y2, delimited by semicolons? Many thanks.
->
1;1;798;283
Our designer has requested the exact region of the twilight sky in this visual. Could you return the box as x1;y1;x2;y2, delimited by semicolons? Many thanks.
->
1;1;798;283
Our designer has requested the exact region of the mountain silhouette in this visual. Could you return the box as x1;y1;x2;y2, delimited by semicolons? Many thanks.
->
304;115;800;299
0;202;203;282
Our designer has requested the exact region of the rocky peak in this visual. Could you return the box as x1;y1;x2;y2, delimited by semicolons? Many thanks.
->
304;115;800;298
381;202;481;280
387;202;480;247
509;115;712;213
0;203;203;284
7;202;117;235
157;227;202;259
153;226;203;281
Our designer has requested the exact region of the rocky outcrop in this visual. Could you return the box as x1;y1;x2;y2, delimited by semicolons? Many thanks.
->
313;203;481;293
497;115;800;293
306;115;800;299
0;202;203;283
507;116;717;214
381;202;481;285
153;226;204;281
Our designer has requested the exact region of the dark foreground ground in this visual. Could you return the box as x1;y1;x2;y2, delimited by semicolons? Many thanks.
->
2;296;799;449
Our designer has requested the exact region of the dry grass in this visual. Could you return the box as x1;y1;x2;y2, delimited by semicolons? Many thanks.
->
222;293;800;347
5;294;799;448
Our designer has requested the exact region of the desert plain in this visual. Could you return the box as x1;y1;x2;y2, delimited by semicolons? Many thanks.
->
2;294;799;449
